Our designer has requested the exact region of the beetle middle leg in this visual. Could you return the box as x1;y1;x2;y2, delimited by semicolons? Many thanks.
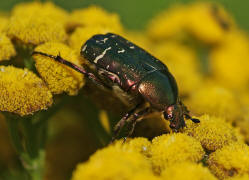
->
32;51;108;88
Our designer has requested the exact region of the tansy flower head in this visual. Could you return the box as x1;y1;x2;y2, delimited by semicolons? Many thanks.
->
184;115;243;151
208;143;249;179
71;146;152;180
113;137;151;157
0;66;53;116
227;174;249;180
69;26;112;54
0;33;16;61
7;2;68;45
67;5;123;33
0;16;8;33
150;133;205;173
33;42;85;95
147;5;187;40
209;31;249;90
185;2;234;44
150;41;203;96
161;162;217;180
186;84;241;122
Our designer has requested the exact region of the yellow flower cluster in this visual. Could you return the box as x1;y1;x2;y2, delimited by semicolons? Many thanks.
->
33;42;84;95
208;143;249;179
0;66;53;116
0;33;16;61
184;115;243;151
6;2;68;45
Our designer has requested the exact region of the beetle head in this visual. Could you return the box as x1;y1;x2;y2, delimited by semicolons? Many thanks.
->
164;100;186;131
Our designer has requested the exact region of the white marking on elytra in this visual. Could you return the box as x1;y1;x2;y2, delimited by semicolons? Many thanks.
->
106;65;110;69
102;38;108;43
129;46;135;49
118;49;125;53
96;40;100;43
82;45;87;52
111;35;116;38
115;43;118;46
117;72;120;74
93;47;112;63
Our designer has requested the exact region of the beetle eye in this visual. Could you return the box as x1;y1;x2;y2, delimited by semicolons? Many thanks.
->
164;112;172;120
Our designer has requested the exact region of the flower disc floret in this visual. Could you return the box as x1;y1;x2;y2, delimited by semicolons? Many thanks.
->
33;42;85;95
150;133;205;173
0;66;53;116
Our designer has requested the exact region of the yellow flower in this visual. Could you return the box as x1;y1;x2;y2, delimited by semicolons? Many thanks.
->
67;5;123;33
33;42;85;95
113;137;151;157
208;143;249;179
69;26;112;54
150;41;203;96
7;2;68;45
150;133;205;173
184;115;243;151
0;66;53;116
71;146;152;180
0;33;16;61
0;16;8;33
186;84;241;122
131;173;161;180
209;31;249;90
161;162;217;180
147;5;187;40
185;2;234;44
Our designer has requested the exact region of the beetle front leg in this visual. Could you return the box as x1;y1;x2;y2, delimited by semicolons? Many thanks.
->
111;103;143;143
32;51;107;88
125;107;150;139
180;101;200;123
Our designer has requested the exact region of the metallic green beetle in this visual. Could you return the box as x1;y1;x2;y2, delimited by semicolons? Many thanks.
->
33;33;199;140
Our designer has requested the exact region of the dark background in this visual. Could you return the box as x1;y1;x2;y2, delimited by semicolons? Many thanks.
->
0;0;248;31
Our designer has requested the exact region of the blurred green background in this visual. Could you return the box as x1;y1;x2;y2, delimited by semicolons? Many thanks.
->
0;0;248;31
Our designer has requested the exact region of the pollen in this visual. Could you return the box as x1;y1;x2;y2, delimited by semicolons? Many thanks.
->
0;33;16;61
67;5;123;33
208;143;249;179
6;1;68;45
33;42;85;95
184;115;244;151
0;66;53;116
150;133;205;173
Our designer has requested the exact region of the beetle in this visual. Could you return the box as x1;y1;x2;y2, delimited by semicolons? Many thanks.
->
32;33;200;141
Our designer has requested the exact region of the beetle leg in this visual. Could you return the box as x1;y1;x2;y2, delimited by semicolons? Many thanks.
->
111;103;143;142
32;51;106;87
125;107;150;140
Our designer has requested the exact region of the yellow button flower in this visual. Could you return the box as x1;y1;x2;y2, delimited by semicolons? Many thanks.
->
33;42;85;95
184;115;243;151
150;133;205;173
186;84;241;122
185;2;234;44
0;66;53;116
208;143;249;179
210;31;249;90
150;41;203;96
227;174;249;180
161;162;217;180
71;146;152;180
67;5;123;33
0;16;8;33
69;26;112;54
7;2;68;45
113;137;151;157
0;33;16;61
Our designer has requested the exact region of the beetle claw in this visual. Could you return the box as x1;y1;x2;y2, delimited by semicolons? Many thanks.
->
191;118;200;123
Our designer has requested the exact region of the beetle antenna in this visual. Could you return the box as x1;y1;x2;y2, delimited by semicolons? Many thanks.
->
32;51;103;85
